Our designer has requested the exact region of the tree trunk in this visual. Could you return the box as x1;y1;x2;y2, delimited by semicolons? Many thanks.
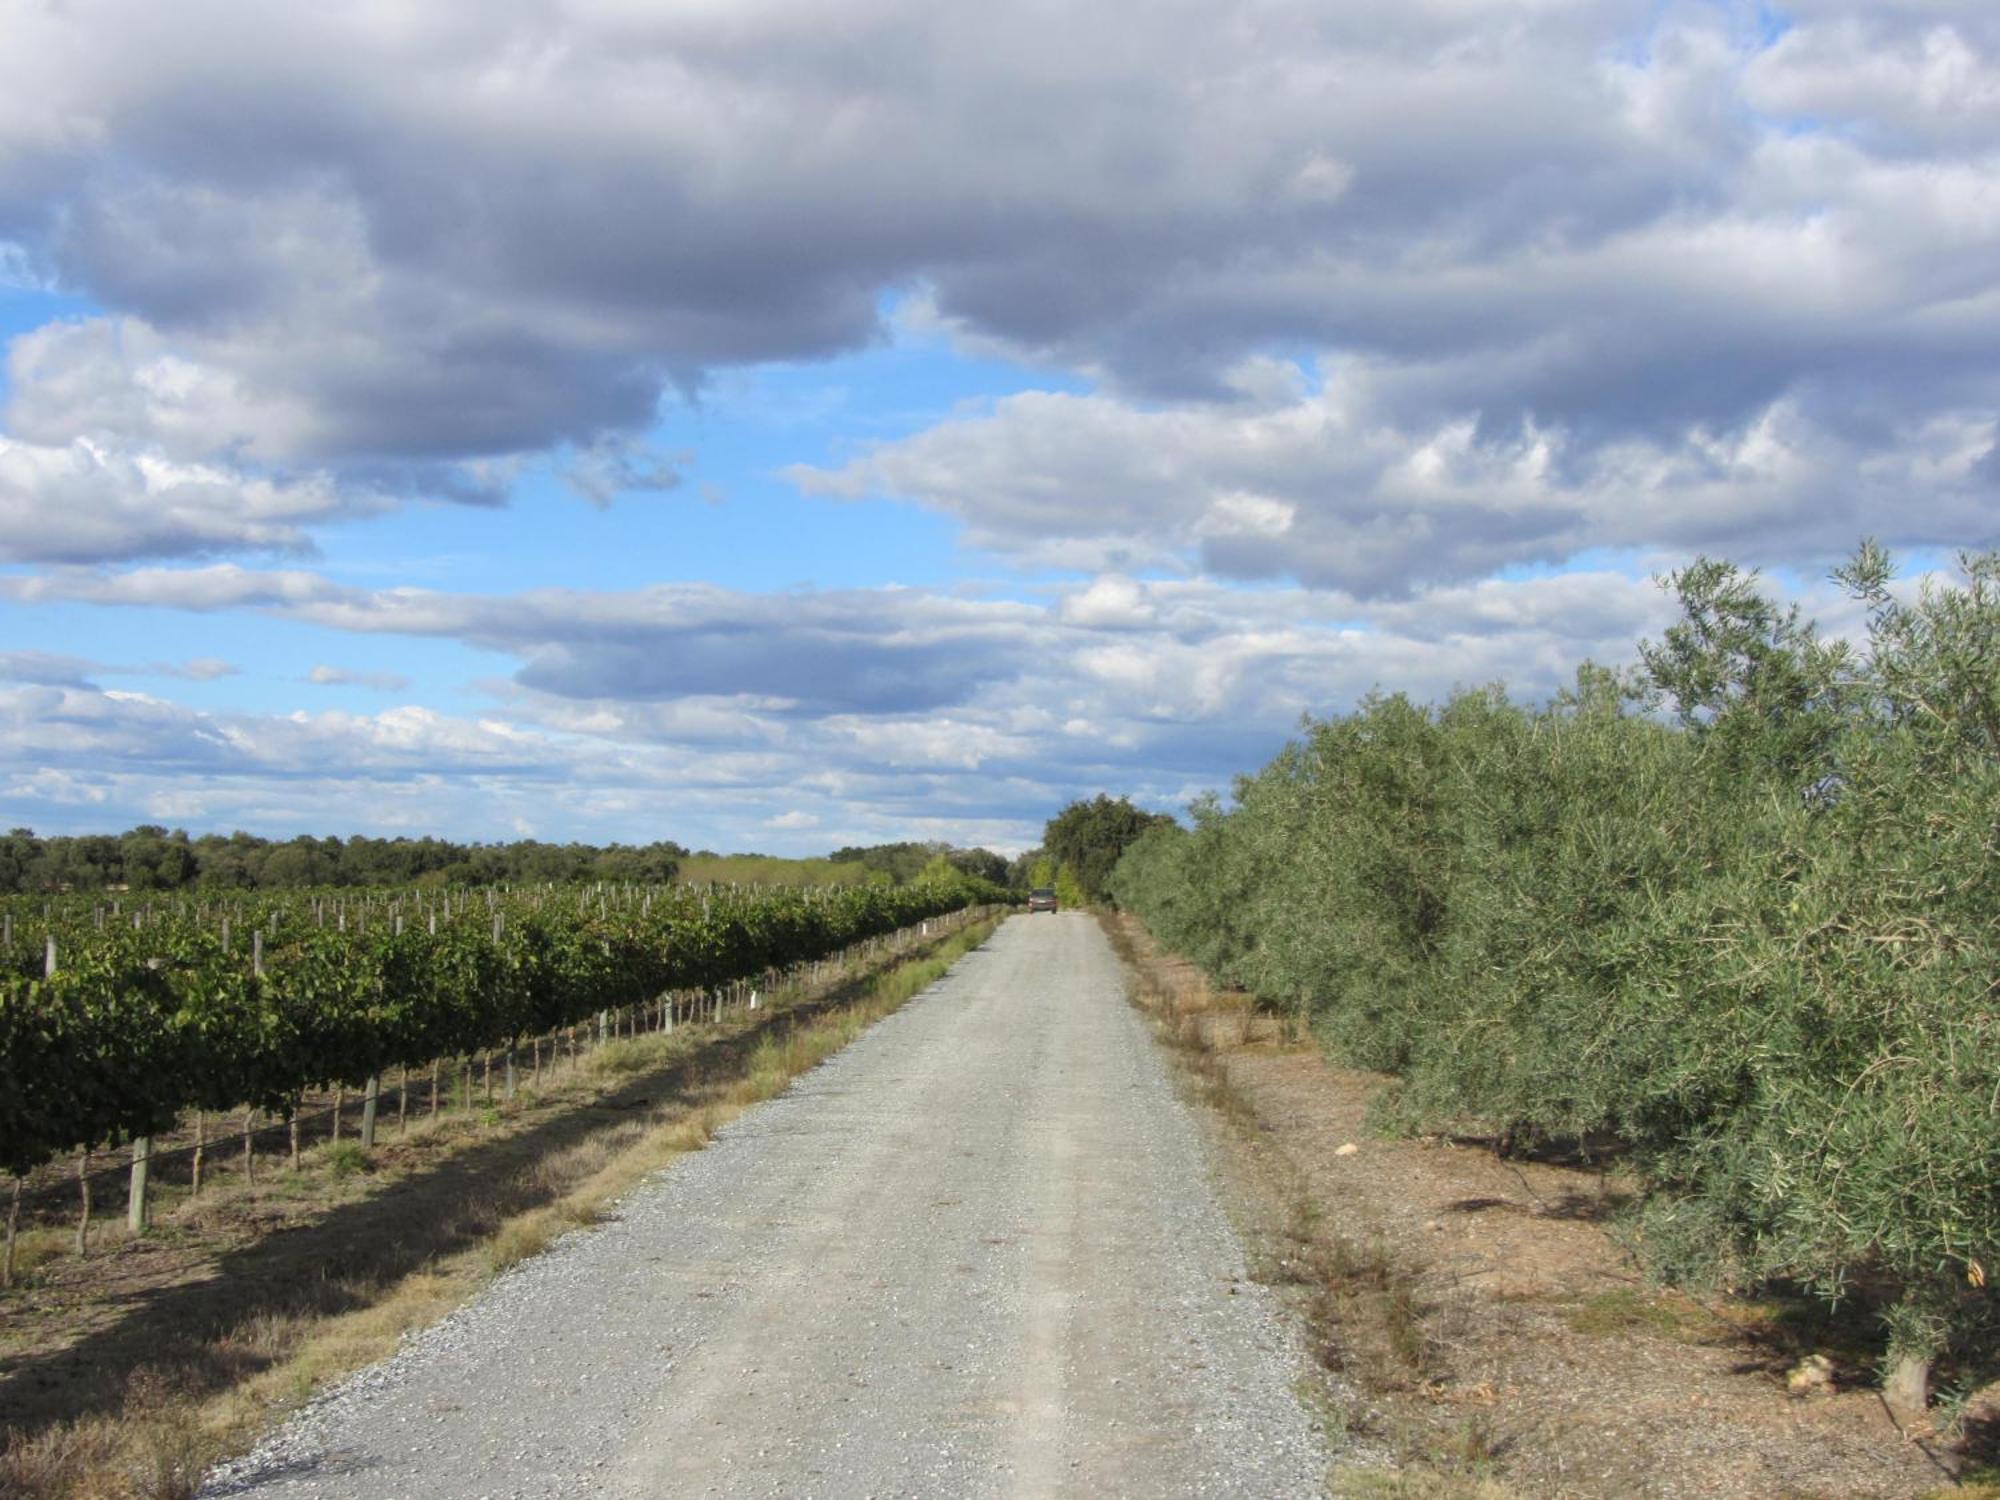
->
1885;1353;1932;1419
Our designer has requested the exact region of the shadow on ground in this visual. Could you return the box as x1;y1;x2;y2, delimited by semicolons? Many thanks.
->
0;974;877;1439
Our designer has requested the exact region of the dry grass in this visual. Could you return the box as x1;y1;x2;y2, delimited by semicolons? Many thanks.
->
0;1368;220;1500
0;911;1001;1500
4;1226;76;1287
1099;910;1531;1494
1333;1472;1524;1500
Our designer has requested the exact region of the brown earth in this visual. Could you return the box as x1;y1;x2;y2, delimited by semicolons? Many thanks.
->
1106;912;2000;1500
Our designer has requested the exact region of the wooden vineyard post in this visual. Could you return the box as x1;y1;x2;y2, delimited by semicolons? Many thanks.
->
360;1074;380;1151
128;1134;152;1233
532;1035;542;1087
242;1108;256;1184
482;1051;494;1105
288;1105;301;1171
331;1086;344;1144
430;1059;441;1119
397;1068;409;1136
504;1046;516;1101
76;1148;92;1255
192;1111;205;1197
4;1175;19;1288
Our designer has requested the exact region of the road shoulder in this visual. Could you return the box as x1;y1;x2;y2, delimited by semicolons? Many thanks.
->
1102;912;1988;1500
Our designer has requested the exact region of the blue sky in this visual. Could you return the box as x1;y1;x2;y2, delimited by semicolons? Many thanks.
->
0;0;1994;855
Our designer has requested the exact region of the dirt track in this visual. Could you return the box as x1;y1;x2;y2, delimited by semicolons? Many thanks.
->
203;911;1331;1498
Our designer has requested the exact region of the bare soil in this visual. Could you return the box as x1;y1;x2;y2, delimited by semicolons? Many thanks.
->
1108;913;2000;1500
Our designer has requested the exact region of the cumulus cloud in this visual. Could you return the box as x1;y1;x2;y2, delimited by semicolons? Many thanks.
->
794;365;1999;594
0;0;1985;574
0;434;390;564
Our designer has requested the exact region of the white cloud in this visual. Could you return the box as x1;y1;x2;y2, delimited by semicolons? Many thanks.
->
307;664;415;692
0;435;388;564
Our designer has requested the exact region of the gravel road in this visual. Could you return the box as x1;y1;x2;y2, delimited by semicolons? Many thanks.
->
203;912;1332;1498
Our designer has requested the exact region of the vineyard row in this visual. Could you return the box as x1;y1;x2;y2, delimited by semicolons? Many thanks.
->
0;876;1003;1188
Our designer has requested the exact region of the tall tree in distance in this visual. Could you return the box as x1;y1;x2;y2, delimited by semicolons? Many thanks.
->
1043;795;1176;904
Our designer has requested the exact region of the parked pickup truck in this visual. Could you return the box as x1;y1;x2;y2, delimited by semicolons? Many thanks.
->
1026;887;1058;913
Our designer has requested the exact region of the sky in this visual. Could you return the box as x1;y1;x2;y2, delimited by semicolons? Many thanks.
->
0;0;1994;856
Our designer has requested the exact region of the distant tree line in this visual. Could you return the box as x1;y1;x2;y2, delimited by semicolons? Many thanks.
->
0;828;1023;895
0;827;691;892
825;841;1012;888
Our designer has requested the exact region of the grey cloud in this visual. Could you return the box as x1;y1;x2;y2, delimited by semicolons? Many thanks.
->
0;560;1682;766
0;561;1727;850
156;656;239;680
0;651;100;687
563;438;690;508
0;0;1985;563
795;369;2000;596
307;664;413;692
0;649;239;686
1;569;1041;716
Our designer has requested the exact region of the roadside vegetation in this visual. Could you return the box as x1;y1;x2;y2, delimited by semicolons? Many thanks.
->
1110;544;2000;1416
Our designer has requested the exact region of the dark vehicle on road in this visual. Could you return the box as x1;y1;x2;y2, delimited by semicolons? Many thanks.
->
1027;887;1058;913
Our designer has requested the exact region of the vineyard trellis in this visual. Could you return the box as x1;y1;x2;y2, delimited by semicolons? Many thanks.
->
0;874;1001;1251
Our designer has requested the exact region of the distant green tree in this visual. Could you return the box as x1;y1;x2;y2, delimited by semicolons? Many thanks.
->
1042;795;1175;904
0;829;41;892
946;847;1009;885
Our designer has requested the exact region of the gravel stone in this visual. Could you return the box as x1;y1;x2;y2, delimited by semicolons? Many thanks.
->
202;913;1333;1497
